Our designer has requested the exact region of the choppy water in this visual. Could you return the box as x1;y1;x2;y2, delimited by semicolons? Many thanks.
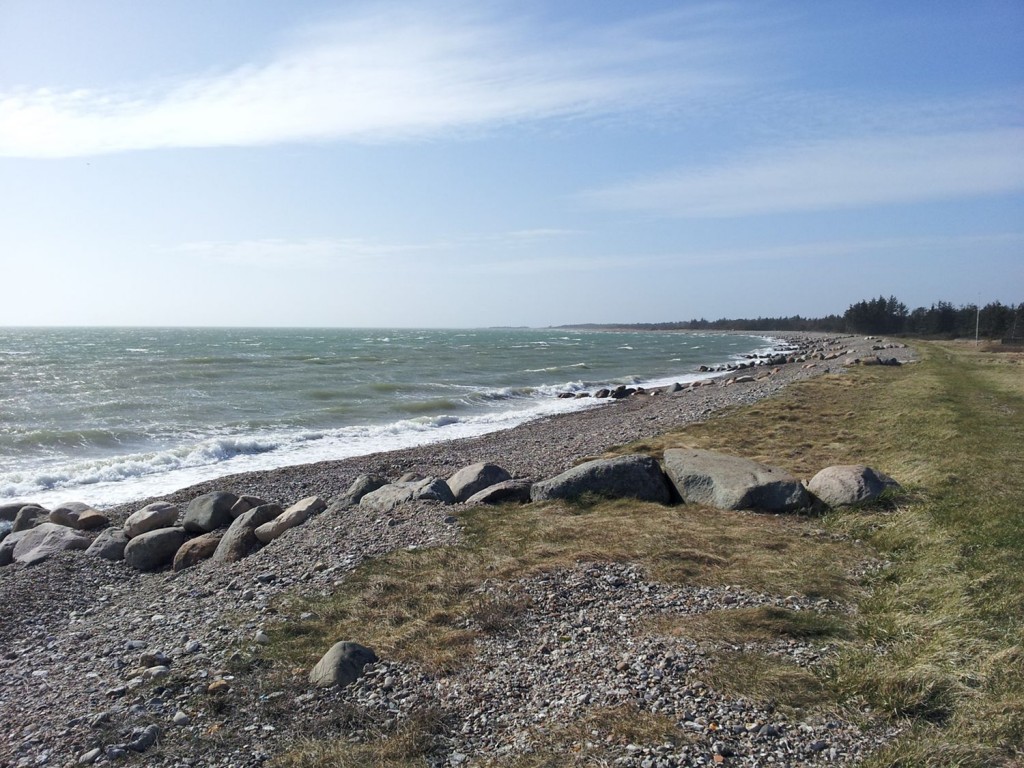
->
0;327;779;507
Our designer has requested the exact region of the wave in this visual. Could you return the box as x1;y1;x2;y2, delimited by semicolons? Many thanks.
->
0;398;601;508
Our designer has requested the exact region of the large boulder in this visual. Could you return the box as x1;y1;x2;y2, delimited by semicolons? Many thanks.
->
212;504;282;563
86;528;129;561
807;465;900;507
230;495;269;519
124;502;180;538
447;463;512;503
172;532;222;571
50;502;109;531
182;492;239;533
337;475;388;508
309;641;378;688
466;479;534;505
254;496;325;544
530;455;671;504
124;527;188;572
0;530;30;566
662;448;809;512
0;502;36;523
11;522;92;566
13;505;49;533
359;478;456;513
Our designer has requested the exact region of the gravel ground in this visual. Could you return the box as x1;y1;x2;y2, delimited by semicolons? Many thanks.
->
0;334;914;768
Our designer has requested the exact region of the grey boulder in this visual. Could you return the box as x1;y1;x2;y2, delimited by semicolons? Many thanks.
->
807;465;900;507
124;502;180;538
212;504;282;562
359;478;455;512
182;492;239;533
530;455;671;504
337;475;388;508
465;479;533;505
447;462;512;503
124;527;188;572
230;495;269;519
12;522;92;566
0;502;37;523
254;496;325;544
86;528;130;561
13;505;49;533
309;641;378;688
662;448;809;512
0;530;29;566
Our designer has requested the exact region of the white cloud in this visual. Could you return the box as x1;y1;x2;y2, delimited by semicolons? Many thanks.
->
585;128;1024;217
0;4;745;158
170;228;582;269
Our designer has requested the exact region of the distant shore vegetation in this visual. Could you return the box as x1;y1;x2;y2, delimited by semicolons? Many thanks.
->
562;297;1024;341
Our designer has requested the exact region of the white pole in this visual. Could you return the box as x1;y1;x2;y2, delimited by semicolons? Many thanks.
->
975;301;980;345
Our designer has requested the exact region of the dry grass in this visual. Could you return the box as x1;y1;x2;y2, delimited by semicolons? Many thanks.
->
269;500;861;676
266;340;1024;767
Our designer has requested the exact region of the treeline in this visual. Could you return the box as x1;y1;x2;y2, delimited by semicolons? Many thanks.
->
569;297;1023;339
841;297;1023;338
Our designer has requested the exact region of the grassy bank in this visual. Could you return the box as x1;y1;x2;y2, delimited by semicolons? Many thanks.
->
267;341;1023;767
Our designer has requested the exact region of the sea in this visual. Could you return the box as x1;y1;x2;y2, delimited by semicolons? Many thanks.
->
0;327;782;509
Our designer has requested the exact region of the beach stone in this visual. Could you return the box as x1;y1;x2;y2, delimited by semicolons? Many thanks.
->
447;462;512;502
359;478;456;512
530;455;671;504
13;505;49;533
309;641;378;688
123;527;188;571
0;502;34;523
0;530;30;566
49;501;109;530
253;496;324;543
182;492;239;533
465;479;534;505
807;465;900;507
11;522;92;565
212;504;282;562
123;501;180;538
127;723;160;752
173;532;222;571
337;474;388;508
86;528;129;561
663;448;809;512
230;495;268;518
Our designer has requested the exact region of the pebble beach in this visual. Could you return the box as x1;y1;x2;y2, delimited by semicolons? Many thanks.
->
0;333;916;768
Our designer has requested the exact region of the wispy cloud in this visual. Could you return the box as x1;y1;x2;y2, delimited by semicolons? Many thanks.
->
584;127;1024;217
171;227;582;269
0;3;748;158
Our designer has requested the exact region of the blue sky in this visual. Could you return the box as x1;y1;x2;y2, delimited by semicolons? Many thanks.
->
1;0;1022;327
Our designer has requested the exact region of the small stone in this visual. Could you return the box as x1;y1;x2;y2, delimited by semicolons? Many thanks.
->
255;631;270;645
207;679;231;694
78;747;101;765
126;724;160;752
173;710;190;726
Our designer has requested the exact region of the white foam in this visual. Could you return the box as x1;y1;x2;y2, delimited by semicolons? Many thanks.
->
0;395;604;509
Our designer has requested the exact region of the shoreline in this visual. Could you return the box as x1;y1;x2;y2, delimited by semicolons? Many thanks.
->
0;331;916;767
3;328;785;511
104;332;908;520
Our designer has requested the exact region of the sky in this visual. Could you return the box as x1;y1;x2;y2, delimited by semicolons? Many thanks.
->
0;0;1022;328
